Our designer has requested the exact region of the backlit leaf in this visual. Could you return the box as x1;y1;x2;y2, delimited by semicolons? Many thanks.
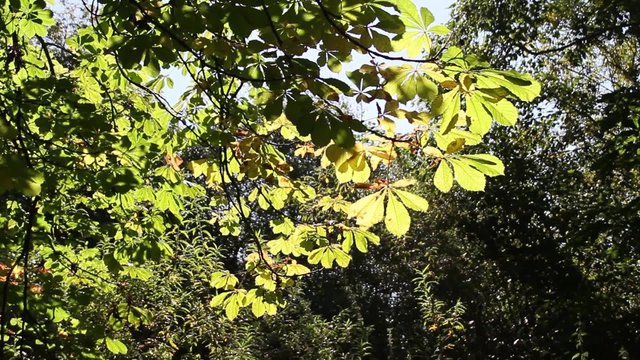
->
105;338;128;355
384;193;410;237
449;158;486;191
350;190;386;228
459;154;505;176
434;161;453;193
392;189;429;212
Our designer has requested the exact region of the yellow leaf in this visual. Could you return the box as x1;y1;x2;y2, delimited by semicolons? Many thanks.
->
307;248;324;265
335;163;354;183
393;189;429;211
486;98;519;126
105;338;128;355
424;146;443;157
449;158;486;191
255;273;276;291
325;144;351;168
459;154;505;176
438;87;461;134
379;116;396;135
265;302;277;315
384;193;410;237
320;250;335;268
333;248;351;267
349;191;385;228
225;299;240;320
467;93;493;135
352;165;371;183
391;178;416;188
210;292;230;307
434;161;453;193
285;262;311;276
446;138;465;154
252;299;266;317
210;272;238;290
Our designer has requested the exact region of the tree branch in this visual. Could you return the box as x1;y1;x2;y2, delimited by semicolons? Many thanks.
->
35;36;56;77
0;197;39;359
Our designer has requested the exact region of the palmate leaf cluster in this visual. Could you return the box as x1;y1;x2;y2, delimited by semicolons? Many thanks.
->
0;0;538;356
431;0;640;358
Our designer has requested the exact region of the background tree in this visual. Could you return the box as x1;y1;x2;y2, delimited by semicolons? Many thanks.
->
393;0;640;358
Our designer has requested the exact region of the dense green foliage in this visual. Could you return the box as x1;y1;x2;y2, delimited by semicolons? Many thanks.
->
0;0;543;358
447;0;640;357
19;0;640;358
294;1;640;358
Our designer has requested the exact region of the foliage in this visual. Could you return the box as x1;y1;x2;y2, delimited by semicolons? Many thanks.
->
0;0;539;357
402;0;640;358
413;267;466;358
269;2;640;357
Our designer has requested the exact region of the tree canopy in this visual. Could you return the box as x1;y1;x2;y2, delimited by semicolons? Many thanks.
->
0;0;545;357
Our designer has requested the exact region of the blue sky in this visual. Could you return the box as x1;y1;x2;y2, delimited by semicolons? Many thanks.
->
421;0;455;21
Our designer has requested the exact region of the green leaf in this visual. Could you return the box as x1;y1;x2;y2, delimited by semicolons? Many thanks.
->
424;146;444;157
429;25;450;35
478;70;541;102
449;158;486;191
252;300;266;317
307;248;324;265
225;298;240;320
434;130;481;151
255;273;276;291
459;154;505;176
355;233;368;252
372;30;394;52
330;118;356;149
393;1;435;57
51;307;70;323
311;119;332;147
285;262;311;276
434;161;453;193
435;87;461;134
467;93;493;135
419;8;435;27
383;65;438;102
105;338;128;355
342;230;354;252
285;96;316;136
0;155;44;197
346;229;380;253
484;98;519;126
210;272;238;290
320;248;336;268
384;193;410;237
392;189;429;211
446;138;466;154
333;248;351;267
210;292;231;308
270;217;295;235
122;266;153;280
0;120;17;139
327;55;342;73
395;0;420;24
